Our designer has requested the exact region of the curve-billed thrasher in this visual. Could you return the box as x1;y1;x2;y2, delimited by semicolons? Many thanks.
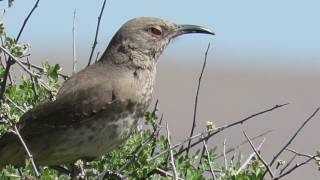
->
0;17;214;167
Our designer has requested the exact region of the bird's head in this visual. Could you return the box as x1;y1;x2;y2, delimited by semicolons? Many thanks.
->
102;17;214;69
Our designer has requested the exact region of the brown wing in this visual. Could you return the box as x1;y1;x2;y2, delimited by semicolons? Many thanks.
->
18;63;116;137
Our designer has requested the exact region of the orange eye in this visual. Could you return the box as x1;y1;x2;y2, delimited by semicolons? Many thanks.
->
150;27;162;36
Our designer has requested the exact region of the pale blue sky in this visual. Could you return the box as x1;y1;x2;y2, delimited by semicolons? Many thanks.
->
0;0;319;70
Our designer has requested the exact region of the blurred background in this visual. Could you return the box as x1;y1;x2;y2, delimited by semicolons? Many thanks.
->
1;0;320;179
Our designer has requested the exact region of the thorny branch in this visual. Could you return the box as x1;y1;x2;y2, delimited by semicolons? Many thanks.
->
174;104;288;157
148;103;287;162
268;107;320;166
272;156;316;180
260;107;320;179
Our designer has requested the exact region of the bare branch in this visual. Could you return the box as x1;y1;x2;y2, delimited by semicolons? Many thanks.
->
72;9;77;74
236;138;266;175
215;130;272;160
223;138;227;169
87;0;107;66
243;131;274;178
148;103;287;162
16;0;40;42
285;148;315;159
13;124;39;177
175;104;288;157
186;43;210;156
201;135;216;179
268;107;320;167
279;154;296;175
272;156;315;180
95;51;100;63
166;123;178;179
154;167;184;180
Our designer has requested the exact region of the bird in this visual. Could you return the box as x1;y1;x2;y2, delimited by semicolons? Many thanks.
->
0;17;214;167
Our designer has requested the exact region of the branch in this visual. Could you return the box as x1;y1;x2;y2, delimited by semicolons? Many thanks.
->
166;123;178;179
279;154;296;175
223;138;227;169
186;43;210;156
0;45;53;93
201;135;216;179
215;129;272;160
236;138;266;175
285;148;315;159
72;9;77;74
272;156;315;180
269;107;320;166
0;0;40;101
87;0;107;66
174;103;288;157
20;60;68;79
16;0;40;42
13;124;39;177
148;103;287;162
243;131;274;178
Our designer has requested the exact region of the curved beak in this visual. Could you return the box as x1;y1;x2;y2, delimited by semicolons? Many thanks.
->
171;24;215;38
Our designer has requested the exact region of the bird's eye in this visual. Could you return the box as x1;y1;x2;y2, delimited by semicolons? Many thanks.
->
149;26;162;36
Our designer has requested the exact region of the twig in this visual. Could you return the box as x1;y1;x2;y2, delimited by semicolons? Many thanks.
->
279;154;296;175
223;138;227;169
154;167;184;180
27;56;38;98
236;138;266;175
72;9;77;74
6;96;26;113
243;131;274;178
0;46;39;76
150;114;163;156
285;148;315;159
148;103;287;162
201;135;216;179
87;0;107;66
0;0;40;101
268;107;320;167
20;60;68;79
16;0;40;42
117;125;162;172
272;156;315;180
215;130;272;160
166;123;178;179
0;45;53;93
186;43;210;156
95;51;100;63
175;103;288;157
13;124;39;177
